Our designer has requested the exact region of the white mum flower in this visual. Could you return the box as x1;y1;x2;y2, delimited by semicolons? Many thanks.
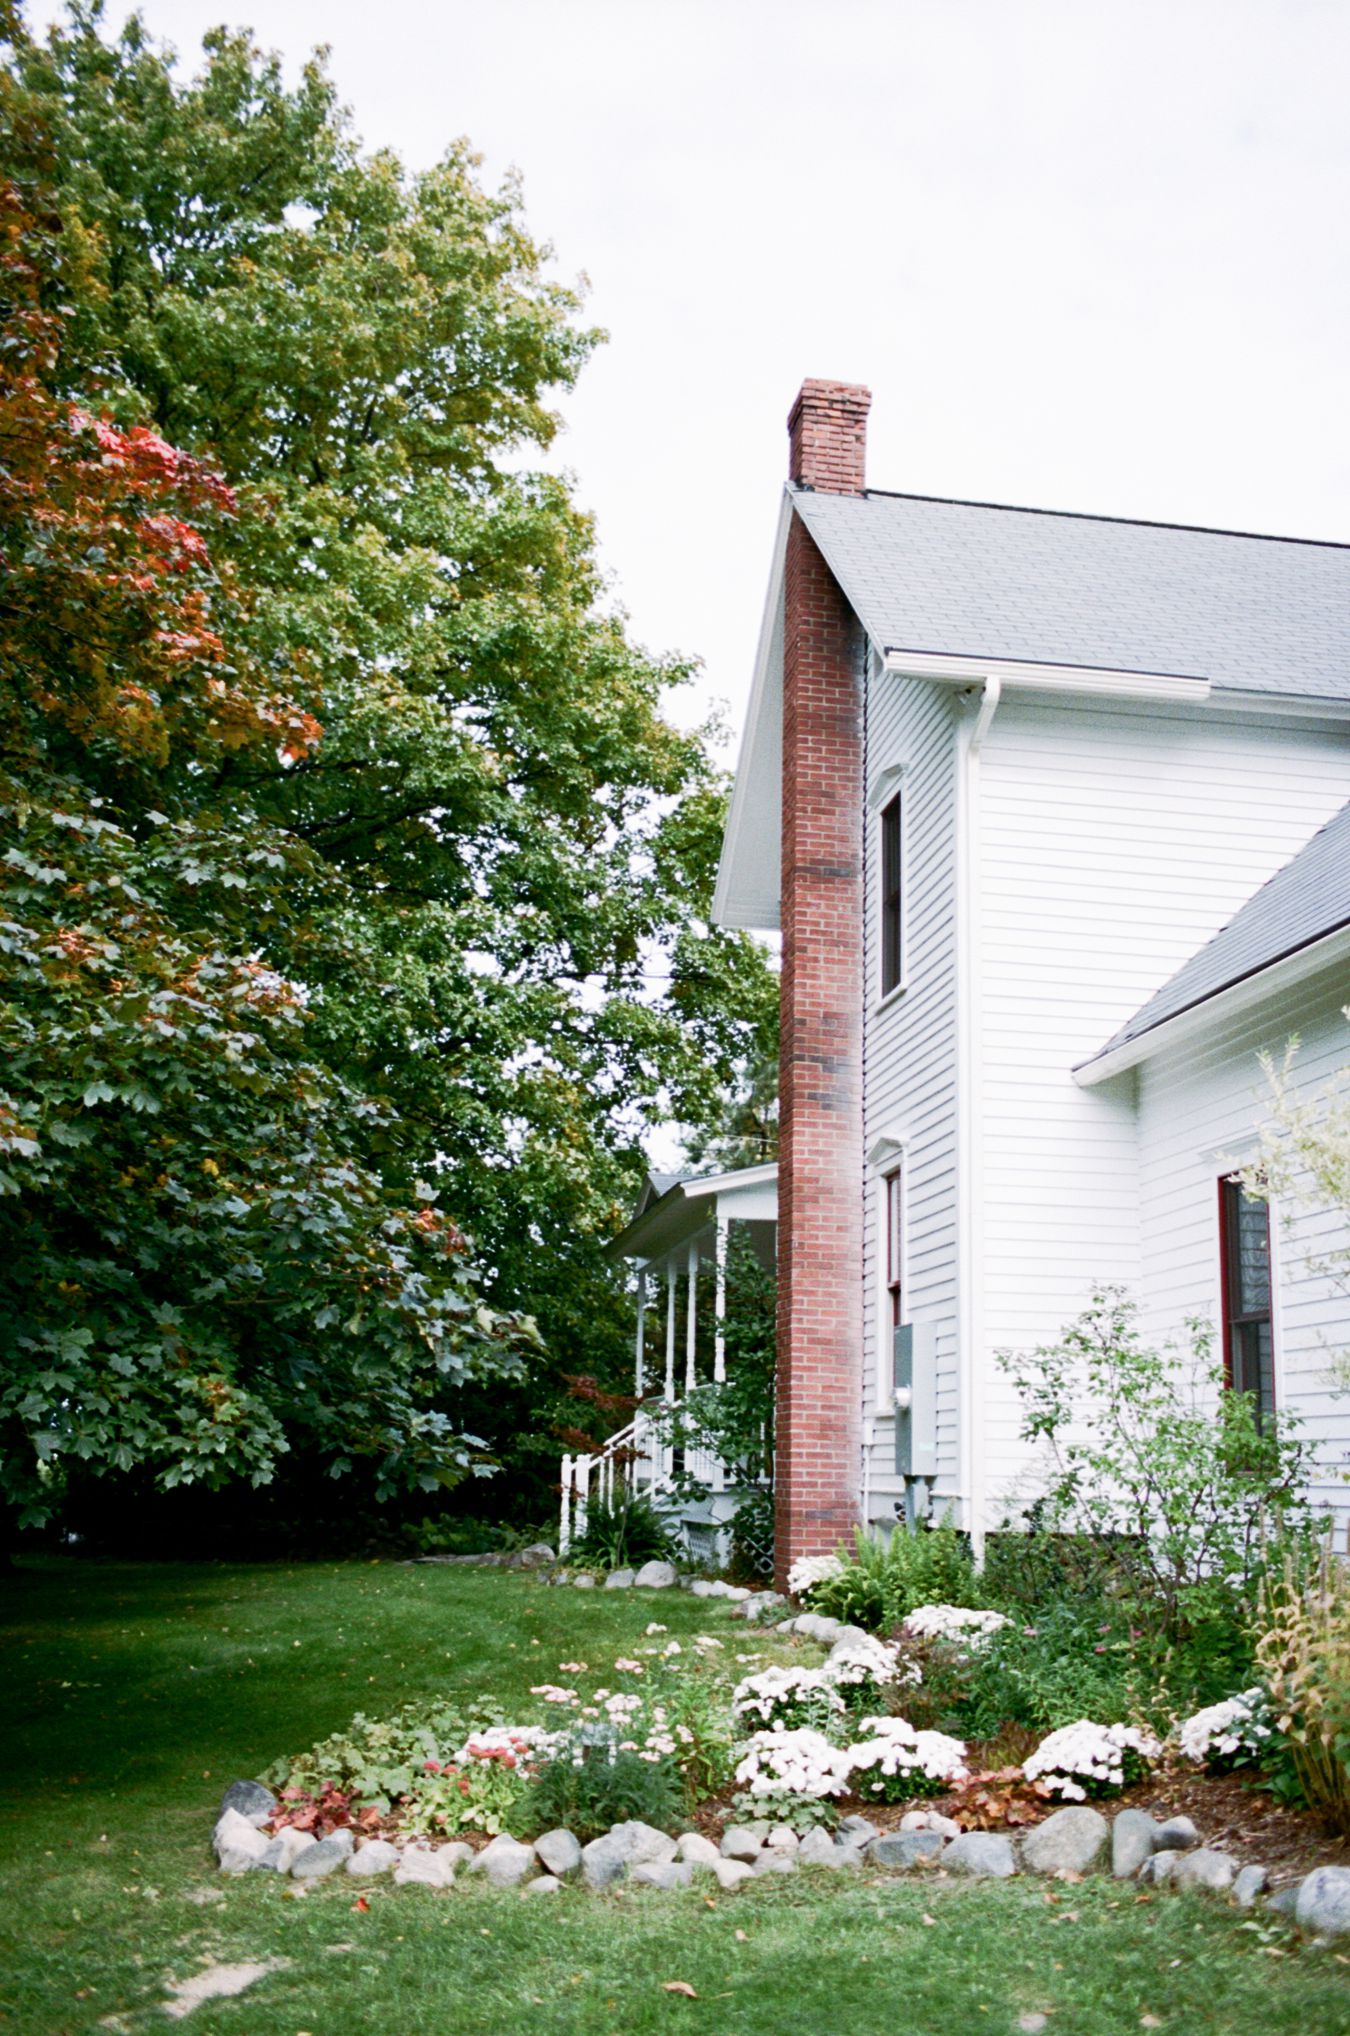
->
846;1716;968;1793
786;1553;845;1598
732;1664;846;1728
1024;1720;1162;1800
901;1604;1010;1648
1176;1689;1272;1768
733;1728;854;1800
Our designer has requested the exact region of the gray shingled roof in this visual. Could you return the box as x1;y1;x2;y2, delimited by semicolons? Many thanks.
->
1083;797;1350;1064
794;487;1350;699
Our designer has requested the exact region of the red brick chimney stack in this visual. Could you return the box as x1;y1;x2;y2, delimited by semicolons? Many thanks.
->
775;380;870;1586
787;378;872;495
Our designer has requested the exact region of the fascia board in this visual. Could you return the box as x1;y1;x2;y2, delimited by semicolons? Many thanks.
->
1074;923;1350;1087
881;648;1211;704
711;493;794;931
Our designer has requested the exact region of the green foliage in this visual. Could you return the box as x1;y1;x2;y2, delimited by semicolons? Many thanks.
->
809;1519;985;1633
654;1226;776;1499
729;1485;775;1585
1002;1287;1320;1651
954;1604;1150;1739
568;1491;674;1571
1257;1545;1350;1832
6;4;779;1520
263;1697;475;1813
524;1739;683;1842
728;1786;836;1833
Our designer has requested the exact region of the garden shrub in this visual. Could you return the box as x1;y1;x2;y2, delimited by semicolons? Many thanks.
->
808;1518;984;1632
846;1718;968;1800
1023;1720;1162;1801
1176;1688;1275;1773
1256;1545;1350;1832
568;1492;674;1570
524;1738;684;1841
264;1698;479;1812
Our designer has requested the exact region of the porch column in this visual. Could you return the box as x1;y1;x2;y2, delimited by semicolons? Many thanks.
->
685;1242;698;1394
634;1267;647;1397
713;1213;728;1384
664;1260;677;1402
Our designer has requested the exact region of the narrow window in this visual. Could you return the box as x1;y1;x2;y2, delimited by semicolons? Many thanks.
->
1219;1177;1274;1426
885;1161;903;1317
880;793;903;995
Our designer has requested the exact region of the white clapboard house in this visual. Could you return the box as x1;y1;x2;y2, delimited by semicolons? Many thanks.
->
571;379;1350;1575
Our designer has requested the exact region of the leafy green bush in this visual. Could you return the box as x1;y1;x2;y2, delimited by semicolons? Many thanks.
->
569;1492;674;1570
809;1518;985;1633
954;1603;1150;1738
729;1485;775;1585
263;1697;479;1812
525;1739;684;1841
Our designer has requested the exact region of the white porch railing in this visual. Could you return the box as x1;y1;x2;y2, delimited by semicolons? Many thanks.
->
558;1403;724;1554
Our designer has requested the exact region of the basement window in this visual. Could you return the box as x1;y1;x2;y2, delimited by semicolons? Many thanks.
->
880;792;903;996
1219;1176;1274;1426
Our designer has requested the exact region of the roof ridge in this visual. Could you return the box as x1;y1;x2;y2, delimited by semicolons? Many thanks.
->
847;485;1350;554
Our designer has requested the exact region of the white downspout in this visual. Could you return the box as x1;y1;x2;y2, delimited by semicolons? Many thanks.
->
956;675;1000;1562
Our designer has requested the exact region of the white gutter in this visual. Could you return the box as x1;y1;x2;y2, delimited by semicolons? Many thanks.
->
1074;922;1350;1087
882;649;1211;705
955;675;1002;1557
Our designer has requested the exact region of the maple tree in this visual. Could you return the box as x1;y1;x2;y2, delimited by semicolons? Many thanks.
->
7;4;777;1517
0;128;538;1540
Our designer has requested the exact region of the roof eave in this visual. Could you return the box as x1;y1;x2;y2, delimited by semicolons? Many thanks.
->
1074;921;1350;1087
711;493;794;932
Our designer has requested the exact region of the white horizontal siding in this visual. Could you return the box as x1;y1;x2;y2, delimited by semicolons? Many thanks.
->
862;671;960;1522
975;695;1350;1528
1138;968;1350;1525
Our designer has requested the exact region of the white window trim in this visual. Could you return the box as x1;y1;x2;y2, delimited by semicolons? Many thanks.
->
873;773;909;1009
870;1137;908;1413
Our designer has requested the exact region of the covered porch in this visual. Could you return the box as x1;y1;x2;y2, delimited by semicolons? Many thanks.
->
559;1162;777;1560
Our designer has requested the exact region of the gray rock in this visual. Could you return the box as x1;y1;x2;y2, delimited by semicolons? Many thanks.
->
1233;1863;1269;1908
1111;1808;1160;1879
603;1568;635;1590
394;1846;454;1888
869;1831;946;1869
1138;1850;1178;1886
675;1832;722;1869
688;1579;719;1598
720;1825;764;1862
212;1809;270;1874
581;1836;628;1890
766;1825;800;1853
217;1780;277;1827
474;1834;536;1886
794;1613;844;1642
752;1850;797;1875
1267;1883;1301;1918
737;1592;788;1623
1173;1847;1237;1892
258;1827;317;1874
928;1814;962;1840
797;1826;840;1867
944;1832;1018;1879
534;1828;582;1879
1295;1865;1350;1938
632;1861;695;1890
1021;1806;1109;1877
634;1560;679;1589
608;1820;677;1866
346;1839;399;1878
440;1841;474;1871
291;1831;354;1881
509;1542;556;1567
572;1572;596;1589
1154;1815;1200;1852
724;1586;752;1602
712;1857;755;1890
829;1842;868;1870
838;1813;880;1844
524;1873;562;1894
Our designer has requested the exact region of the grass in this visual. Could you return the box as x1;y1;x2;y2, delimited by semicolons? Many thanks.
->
2;1558;1349;2036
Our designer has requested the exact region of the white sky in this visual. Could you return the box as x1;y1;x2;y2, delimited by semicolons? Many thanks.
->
45;0;1350;749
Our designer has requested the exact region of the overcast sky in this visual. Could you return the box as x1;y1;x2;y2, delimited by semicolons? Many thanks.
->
44;0;1350;749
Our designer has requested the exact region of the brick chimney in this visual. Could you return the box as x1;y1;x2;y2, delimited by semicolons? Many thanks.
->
787;378;872;494
775;380;869;1585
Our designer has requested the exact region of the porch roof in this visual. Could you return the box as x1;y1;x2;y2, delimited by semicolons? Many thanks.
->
605;1161;778;1265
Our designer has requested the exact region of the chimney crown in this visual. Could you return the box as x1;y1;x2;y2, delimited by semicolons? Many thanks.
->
787;378;872;494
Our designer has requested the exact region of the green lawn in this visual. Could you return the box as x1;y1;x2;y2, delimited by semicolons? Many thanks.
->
2;1558;1348;2036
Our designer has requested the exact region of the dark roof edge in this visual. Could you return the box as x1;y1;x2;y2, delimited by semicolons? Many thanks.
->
825;484;1350;555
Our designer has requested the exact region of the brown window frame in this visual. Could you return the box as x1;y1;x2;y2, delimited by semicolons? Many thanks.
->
880;792;903;996
1218;1175;1275;1427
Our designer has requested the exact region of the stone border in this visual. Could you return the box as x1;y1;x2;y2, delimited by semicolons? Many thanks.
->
210;1783;1350;1938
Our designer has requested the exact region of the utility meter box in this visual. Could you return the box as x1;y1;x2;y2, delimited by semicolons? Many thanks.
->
893;1320;938;1478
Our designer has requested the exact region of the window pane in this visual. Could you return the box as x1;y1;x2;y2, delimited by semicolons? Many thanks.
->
1234;1193;1271;1313
881;795;902;993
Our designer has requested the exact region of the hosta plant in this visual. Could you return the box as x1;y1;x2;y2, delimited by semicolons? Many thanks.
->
1023;1720;1162;1801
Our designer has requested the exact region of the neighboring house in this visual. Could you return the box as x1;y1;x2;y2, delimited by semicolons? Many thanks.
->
702;380;1350;1581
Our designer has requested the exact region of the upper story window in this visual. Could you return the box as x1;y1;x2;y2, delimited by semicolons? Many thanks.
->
1219;1176;1274;1426
880;792;903;996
